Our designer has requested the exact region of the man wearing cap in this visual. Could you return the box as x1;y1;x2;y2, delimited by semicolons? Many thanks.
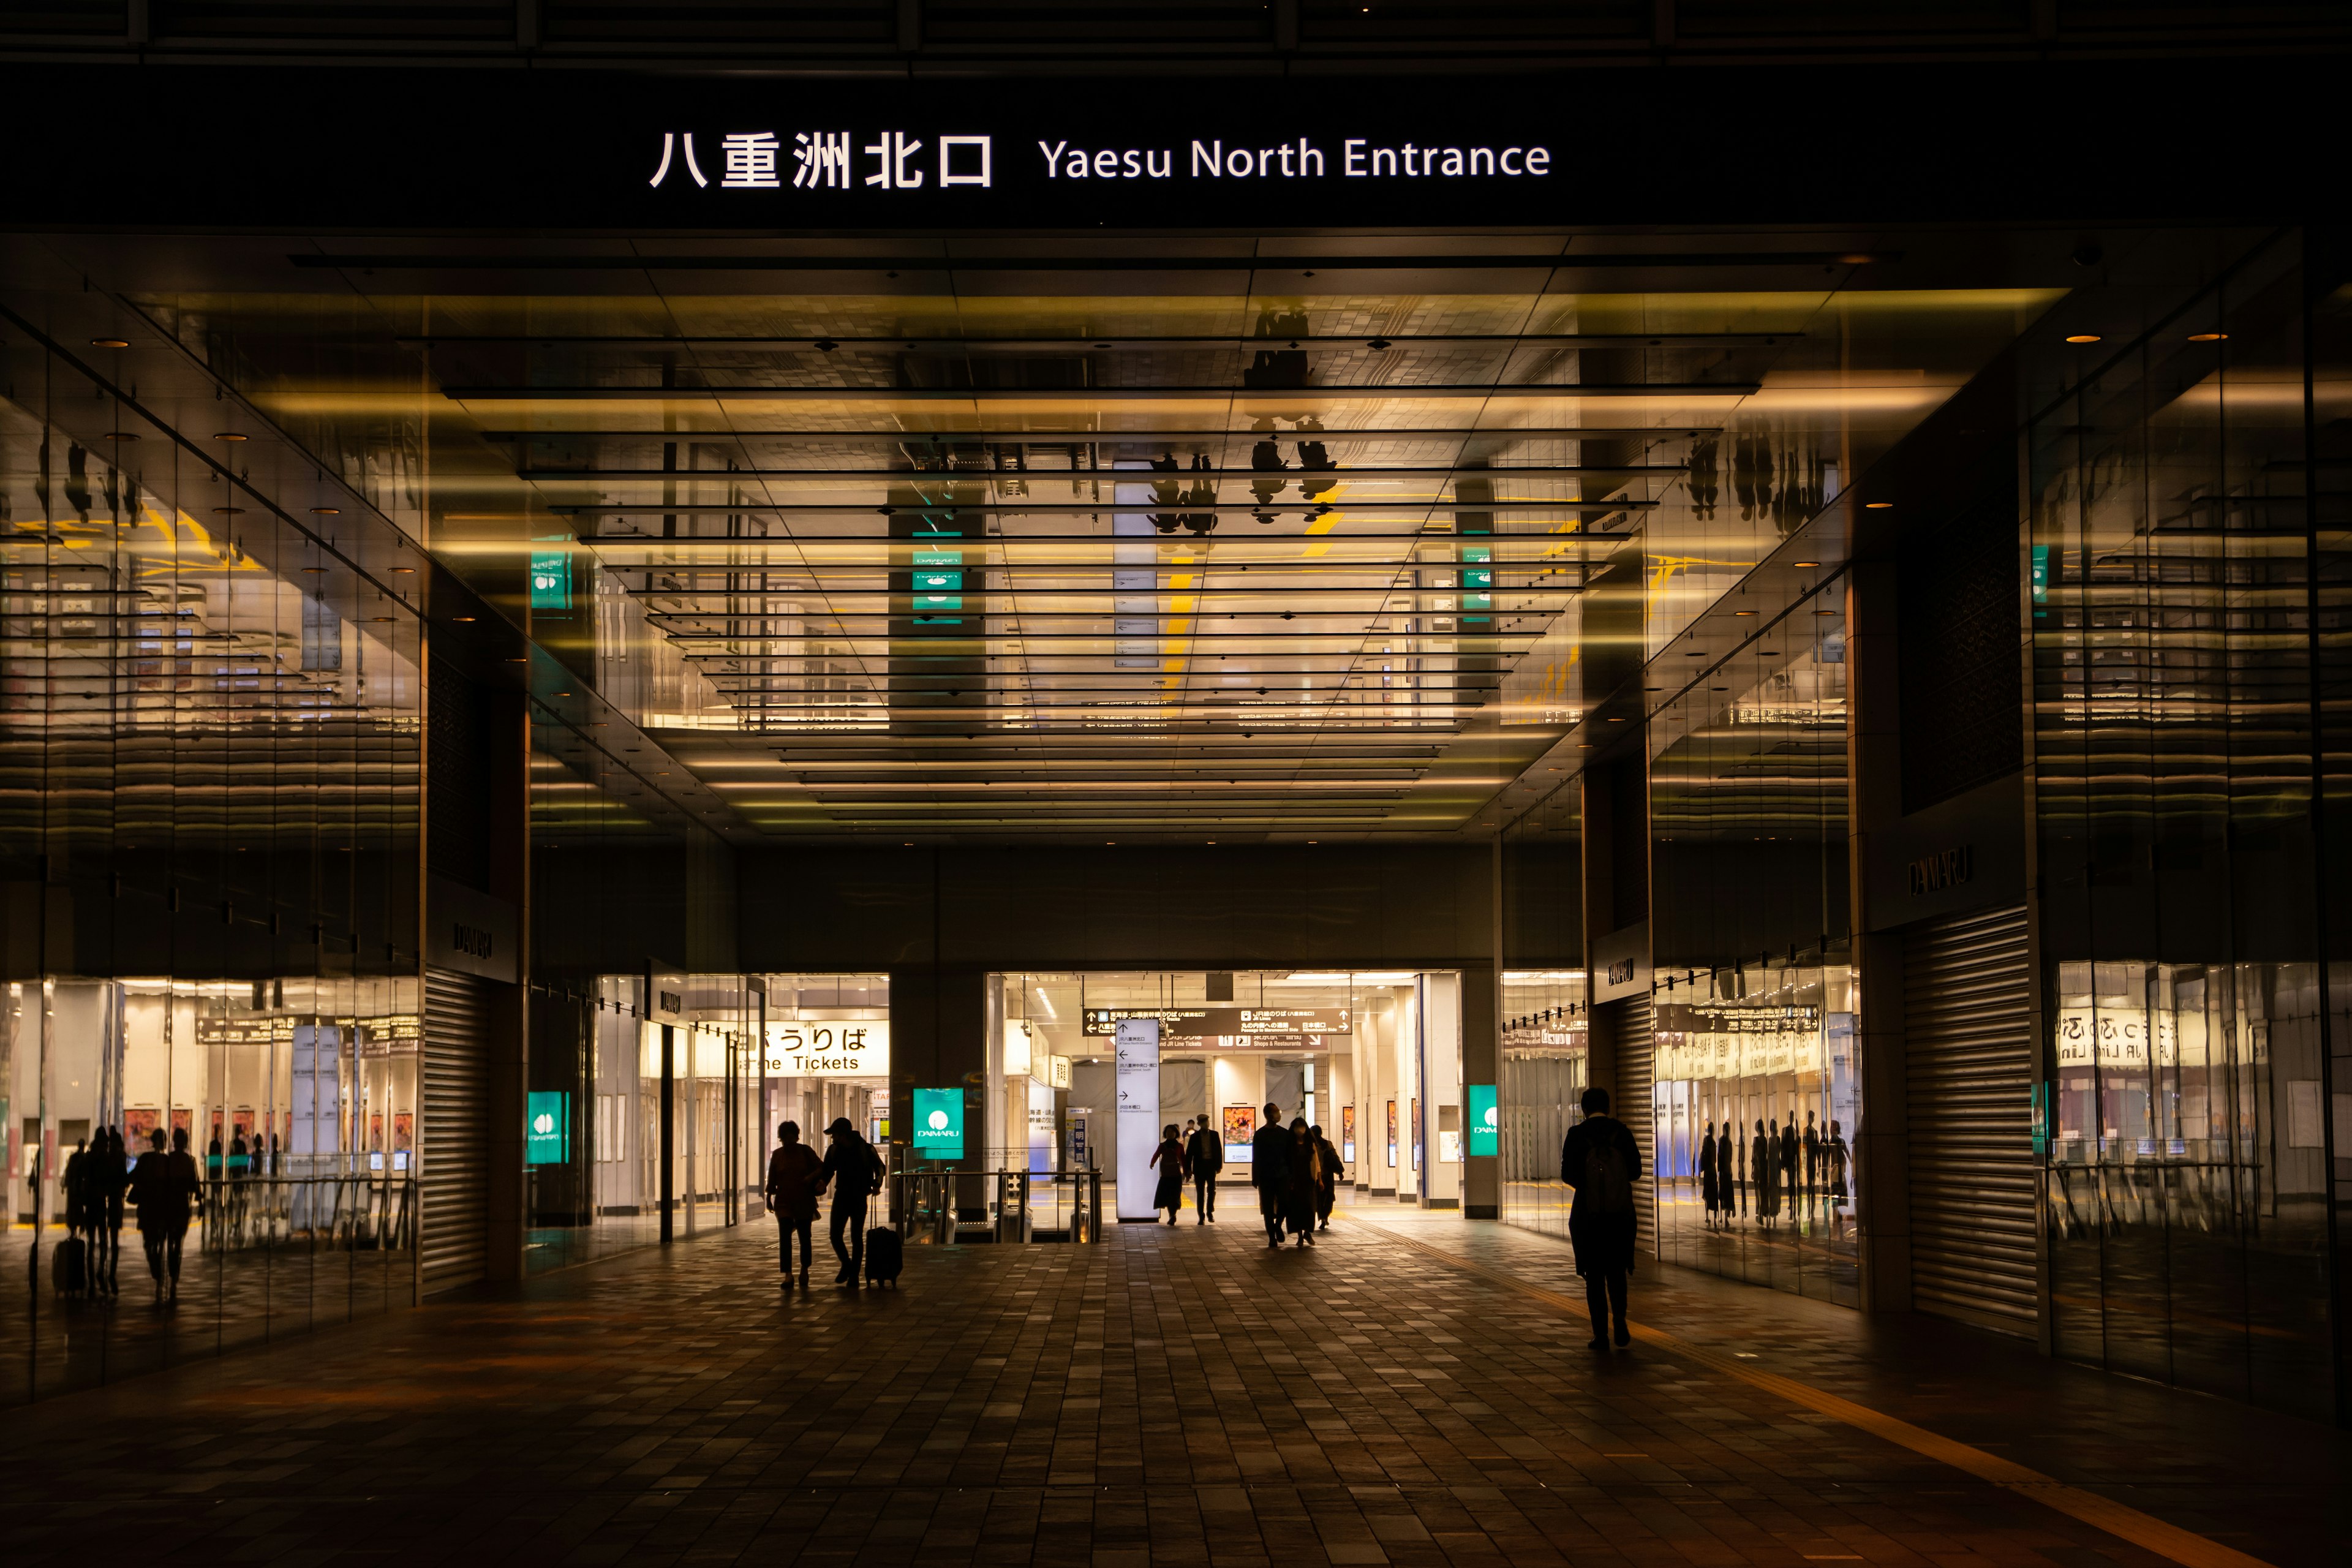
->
815;1115;884;1288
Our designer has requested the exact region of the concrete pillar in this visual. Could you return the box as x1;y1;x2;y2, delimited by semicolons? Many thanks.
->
1463;840;1501;1218
888;965;987;1173
477;688;530;1284
1845;562;1912;1313
1422;971;1461;1208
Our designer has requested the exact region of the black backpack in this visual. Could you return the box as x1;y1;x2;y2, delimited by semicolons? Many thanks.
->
1583;1127;1634;1216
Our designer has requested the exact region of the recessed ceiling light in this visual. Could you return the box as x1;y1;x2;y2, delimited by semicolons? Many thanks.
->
2064;334;2101;344
301;566;327;574
1814;609;1838;616
1864;501;1893;510
91;337;129;349
2188;332;2228;342
213;432;249;442
1793;560;1819;568
451;616;476;622
311;507;340;516
369;616;394;624
554;690;572;696
102;432;138;441
391;566;415;573
1734;609;1757;616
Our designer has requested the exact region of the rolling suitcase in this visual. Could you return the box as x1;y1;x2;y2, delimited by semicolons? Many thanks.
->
53;1235;87;1297
864;1225;903;1288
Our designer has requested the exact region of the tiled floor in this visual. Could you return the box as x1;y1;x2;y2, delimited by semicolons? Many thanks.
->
0;1189;2339;1567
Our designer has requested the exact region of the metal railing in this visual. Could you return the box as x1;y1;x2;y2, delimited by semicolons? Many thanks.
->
885;1167;1101;1245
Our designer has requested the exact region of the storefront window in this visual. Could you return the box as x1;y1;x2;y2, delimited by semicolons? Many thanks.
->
1645;579;1858;1304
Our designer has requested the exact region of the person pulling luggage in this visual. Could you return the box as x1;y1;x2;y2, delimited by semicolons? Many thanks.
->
815;1116;884;1289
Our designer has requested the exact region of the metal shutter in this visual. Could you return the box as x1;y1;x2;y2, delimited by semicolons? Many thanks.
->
420;968;490;1292
1618;992;1657;1260
1902;905;2037;1334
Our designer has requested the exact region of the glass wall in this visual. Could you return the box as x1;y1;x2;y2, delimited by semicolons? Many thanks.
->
0;328;425;1408
1646;578;1858;1304
2027;230;2339;1419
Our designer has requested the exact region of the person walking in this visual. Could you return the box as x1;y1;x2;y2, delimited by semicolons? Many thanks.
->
1311;1123;1341;1231
1185;1116;1223;1223
1779;1116;1800;1223
1559;1087;1642;1351
1801;1110;1820;1212
1150;1123;1188;1225
1281;1118;1321;1246
1698;1120;1719;1229
1250;1102;1292;1249
1752;1119;1777;1228
1824;1118;1850;1232
815;1116;884;1288
764;1120;825;1288
128;1128;200;1304
100;1127;129;1294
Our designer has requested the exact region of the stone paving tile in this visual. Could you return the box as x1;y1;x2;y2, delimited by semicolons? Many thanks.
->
0;1192;2339;1567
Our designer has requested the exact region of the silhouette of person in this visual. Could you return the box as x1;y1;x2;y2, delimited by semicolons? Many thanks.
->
1250;1101;1292;1248
815;1116;883;1289
129;1128;201;1303
1560;1087;1643;1351
1698;1120;1719;1229
764;1120;824;1288
1150;1123;1188;1225
1185;1116;1223;1223
1802;1110;1820;1210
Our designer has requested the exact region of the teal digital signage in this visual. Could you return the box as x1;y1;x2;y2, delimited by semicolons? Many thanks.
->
1466;1085;1498;1158
913;1088;965;1160
526;1091;569;1166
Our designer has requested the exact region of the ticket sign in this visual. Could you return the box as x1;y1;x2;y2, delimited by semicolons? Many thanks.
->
1083;1006;1351;1039
913;1088;965;1160
765;1019;889;1079
525;1091;568;1166
1466;1085;1498;1158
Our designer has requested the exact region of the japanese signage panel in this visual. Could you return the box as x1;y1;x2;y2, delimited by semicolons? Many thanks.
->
764;1019;889;1079
1114;1017;1163;1220
1082;1006;1351;1040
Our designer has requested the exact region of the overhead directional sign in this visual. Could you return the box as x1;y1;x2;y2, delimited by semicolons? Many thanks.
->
1083;1006;1351;1039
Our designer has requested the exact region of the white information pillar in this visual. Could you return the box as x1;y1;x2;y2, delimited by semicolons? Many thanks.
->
1114;1016;1163;1220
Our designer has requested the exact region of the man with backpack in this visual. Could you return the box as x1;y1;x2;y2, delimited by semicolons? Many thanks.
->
815;1117;885;1289
1559;1086;1643;1352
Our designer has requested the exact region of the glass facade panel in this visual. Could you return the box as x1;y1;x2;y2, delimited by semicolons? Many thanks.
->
1648;581;1858;1304
2029;232;2338;1419
0;330;424;1406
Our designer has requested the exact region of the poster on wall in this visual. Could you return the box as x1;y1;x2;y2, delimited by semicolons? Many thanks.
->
1340;1104;1357;1164
1411;1097;1421;1170
126;1107;159;1146
1114;1017;1163;1219
1221;1104;1257;1163
1386;1099;1397;1167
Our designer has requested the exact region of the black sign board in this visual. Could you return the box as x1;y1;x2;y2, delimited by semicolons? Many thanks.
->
1082;1006;1351;1039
